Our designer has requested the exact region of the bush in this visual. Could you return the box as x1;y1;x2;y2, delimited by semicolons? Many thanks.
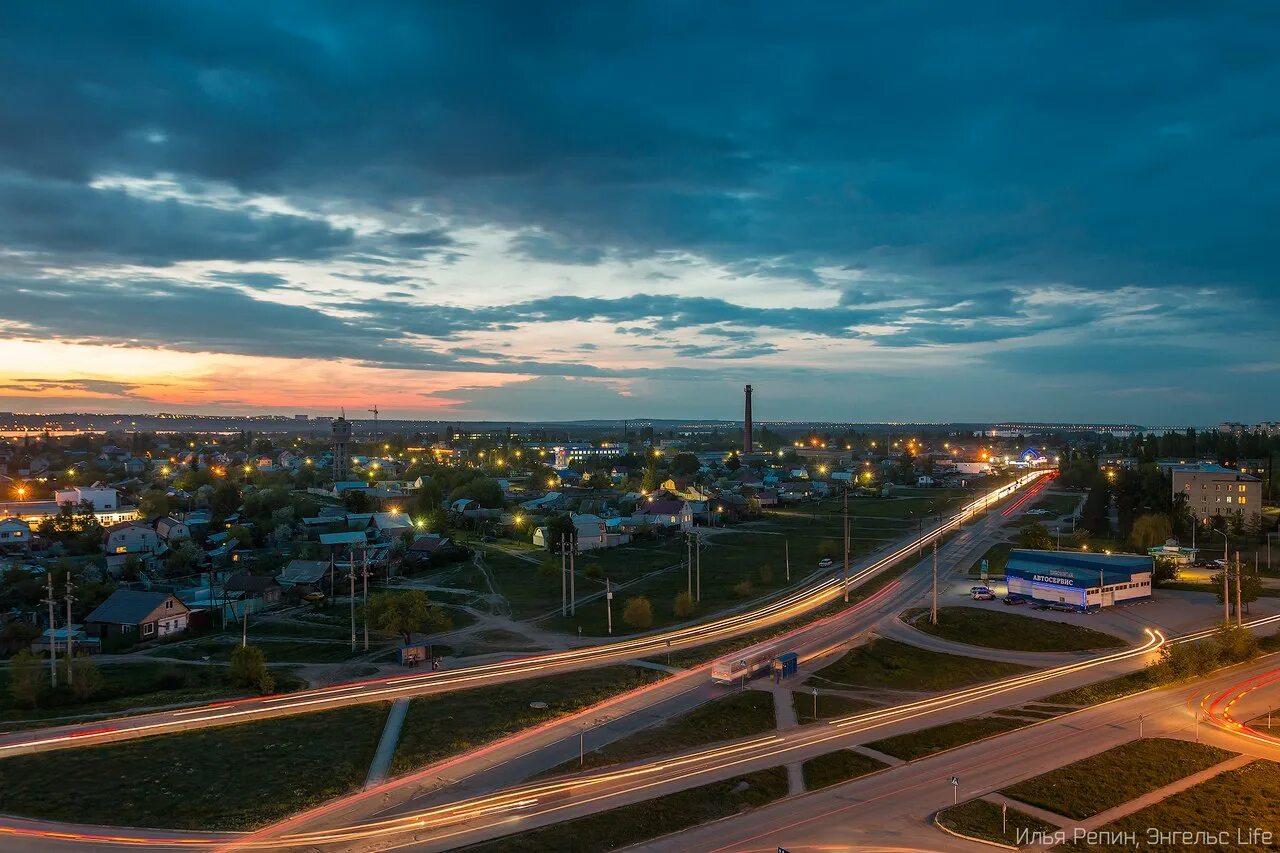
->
7;649;44;709
623;596;653;630
229;645;275;694
60;654;105;701
673;592;695;619
734;578;754;598
758;563;773;584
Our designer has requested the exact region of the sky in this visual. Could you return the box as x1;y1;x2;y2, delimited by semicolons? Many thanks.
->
0;2;1277;425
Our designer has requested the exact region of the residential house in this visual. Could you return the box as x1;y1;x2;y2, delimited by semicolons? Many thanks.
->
0;517;31;553
224;572;283;607
84;590;189;641
370;511;413;541
154;516;191;544
102;521;162;575
631;498;694;531
55;484;119;511
277;559;331;595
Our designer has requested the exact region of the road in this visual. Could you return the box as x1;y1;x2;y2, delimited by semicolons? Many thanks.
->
0;472;1048;760
639;658;1280;853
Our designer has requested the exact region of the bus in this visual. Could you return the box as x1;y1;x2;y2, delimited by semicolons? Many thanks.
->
711;645;777;684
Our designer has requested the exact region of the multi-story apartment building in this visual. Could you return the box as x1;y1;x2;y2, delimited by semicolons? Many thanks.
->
1168;463;1262;522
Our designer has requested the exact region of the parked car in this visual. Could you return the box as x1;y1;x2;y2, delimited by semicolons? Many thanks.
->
970;586;992;594
1002;596;1026;606
972;590;995;601
818;557;834;568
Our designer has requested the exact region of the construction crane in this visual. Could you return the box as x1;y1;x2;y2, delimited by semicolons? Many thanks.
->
368;404;379;437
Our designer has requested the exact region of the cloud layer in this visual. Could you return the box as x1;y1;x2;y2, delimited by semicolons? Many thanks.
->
0;2;1277;422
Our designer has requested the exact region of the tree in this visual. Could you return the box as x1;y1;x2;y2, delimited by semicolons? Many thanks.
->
1215;621;1259;664
543;514;577;554
8;649;44;709
1152;557;1179;585
1129;513;1173;550
229;644;275;694
672;591;695;619
1017;521;1053;551
225;524;254;549
138;489;172;520
671;453;700;477
343;489;371;513
1080;475;1111;536
166;539;204;574
366;589;453;645
450;477;504;508
734;578;755;598
622;596;653;630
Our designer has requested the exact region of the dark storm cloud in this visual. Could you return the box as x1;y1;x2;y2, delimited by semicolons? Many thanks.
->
3;1;1279;294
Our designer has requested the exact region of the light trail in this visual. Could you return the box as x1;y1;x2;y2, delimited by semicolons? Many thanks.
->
0;472;1049;762
217;628;1167;851
1202;667;1280;749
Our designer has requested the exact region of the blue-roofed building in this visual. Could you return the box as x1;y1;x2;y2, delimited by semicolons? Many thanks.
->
1004;549;1153;611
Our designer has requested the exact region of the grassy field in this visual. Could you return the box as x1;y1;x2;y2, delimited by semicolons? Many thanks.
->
793;690;877;723
968;542;1014;577
805;637;1034;692
1023;492;1082;519
541;512;901;636
1002;738;1235;820
801;749;887;790
391;666;666;775
937;798;1059;847
901;606;1126;652
1056;759;1280;852
145;636;375;663
460;766;789;853
564;689;776;773
0;661;305;725
0;704;387;829
866;715;1031;761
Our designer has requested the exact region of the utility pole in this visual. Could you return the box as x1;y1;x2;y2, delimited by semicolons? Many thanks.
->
842;485;850;602
1228;550;1239;625
785;538;790;582
43;573;57;688
931;540;939;625
1223;543;1230;625
569;541;576;616
348;554;356;651
64;573;75;683
362;548;370;651
605;578;613;635
696;531;701;602
686;533;693;599
560;536;567;617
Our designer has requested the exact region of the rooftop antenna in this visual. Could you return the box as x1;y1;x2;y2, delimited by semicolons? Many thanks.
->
368;404;379;437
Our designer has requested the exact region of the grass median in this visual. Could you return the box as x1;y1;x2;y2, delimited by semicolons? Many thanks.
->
0;703;388;830
937;798;1059;847
561;688;776;773
1056;759;1280;852
901;606;1126;652
802;749;887;790
866;715;1032;761
793;690;878;723
805;637;1033;692
391;665;667;775
1002;738;1235;820
460;766;789;853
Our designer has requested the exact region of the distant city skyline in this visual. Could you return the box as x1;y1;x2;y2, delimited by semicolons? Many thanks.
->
2;4;1279;423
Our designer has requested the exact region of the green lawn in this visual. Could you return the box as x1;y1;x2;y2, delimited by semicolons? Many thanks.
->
1026;492;1082;519
805;637;1033;692
937;798;1059;847
1003;738;1234;820
1056;760;1280;852
460;767;789;853
793;690;877;724
0;661;305;726
392;666;667;775
565;689;776;772
0;704;388;830
866;715;1031;761
801;749;887;790
969;542;1014;577
902;606;1126;652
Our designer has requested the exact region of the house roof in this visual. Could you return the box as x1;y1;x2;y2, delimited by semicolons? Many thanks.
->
279;560;329;584
641;499;685;515
84;590;187;625
408;534;451;554
319;531;369;546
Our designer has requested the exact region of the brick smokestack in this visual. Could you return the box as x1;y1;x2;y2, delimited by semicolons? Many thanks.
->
743;384;753;453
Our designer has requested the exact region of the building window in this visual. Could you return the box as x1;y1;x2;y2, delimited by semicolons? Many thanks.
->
1239;497;1248;505
141;622;155;637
